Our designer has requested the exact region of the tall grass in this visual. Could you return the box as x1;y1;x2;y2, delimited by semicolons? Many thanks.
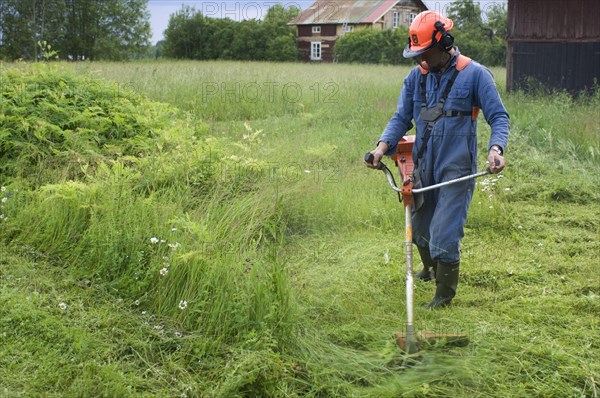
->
69;60;599;163
1;64;297;359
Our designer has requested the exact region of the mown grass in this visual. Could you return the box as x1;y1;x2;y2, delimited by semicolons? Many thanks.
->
1;60;599;397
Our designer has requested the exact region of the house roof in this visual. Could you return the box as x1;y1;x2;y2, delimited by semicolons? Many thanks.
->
289;0;427;25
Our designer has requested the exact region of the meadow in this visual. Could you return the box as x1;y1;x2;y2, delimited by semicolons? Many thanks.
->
0;59;599;397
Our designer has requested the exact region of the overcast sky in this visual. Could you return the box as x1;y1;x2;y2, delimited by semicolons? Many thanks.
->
147;0;508;44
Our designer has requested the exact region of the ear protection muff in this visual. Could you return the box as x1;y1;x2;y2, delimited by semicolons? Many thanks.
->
433;21;454;52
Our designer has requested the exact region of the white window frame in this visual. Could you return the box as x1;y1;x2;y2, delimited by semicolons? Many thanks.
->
312;26;321;34
310;41;322;61
409;13;417;25
343;25;354;33
393;11;399;28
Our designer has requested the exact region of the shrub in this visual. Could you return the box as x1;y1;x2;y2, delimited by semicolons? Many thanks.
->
334;27;412;65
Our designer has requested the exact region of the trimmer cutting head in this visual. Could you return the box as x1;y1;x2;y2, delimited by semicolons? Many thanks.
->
395;330;469;353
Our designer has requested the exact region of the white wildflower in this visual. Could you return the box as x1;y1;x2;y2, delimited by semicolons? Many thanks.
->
1;197;7;203
171;228;177;232
134;300;140;306
168;242;180;250
142;311;147;315
160;267;168;276
178;300;188;310
0;186;5;192
150;237;159;244
58;302;68;311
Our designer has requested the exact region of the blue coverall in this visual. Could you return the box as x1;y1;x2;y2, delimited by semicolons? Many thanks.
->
378;48;509;263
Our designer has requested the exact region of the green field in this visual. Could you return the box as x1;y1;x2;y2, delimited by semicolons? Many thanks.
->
1;60;599;397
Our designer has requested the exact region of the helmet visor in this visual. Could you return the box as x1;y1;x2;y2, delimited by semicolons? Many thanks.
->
403;42;435;59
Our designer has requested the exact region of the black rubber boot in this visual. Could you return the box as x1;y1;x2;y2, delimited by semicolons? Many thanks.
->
425;261;460;309
415;245;437;282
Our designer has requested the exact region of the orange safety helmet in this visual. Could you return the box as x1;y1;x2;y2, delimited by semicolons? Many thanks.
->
403;11;454;58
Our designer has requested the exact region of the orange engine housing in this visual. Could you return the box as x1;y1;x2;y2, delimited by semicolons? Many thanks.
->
391;135;415;206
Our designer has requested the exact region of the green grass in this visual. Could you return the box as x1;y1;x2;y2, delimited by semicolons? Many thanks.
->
1;60;599;397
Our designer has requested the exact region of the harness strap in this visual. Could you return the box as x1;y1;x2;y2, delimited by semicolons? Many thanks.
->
443;110;472;117
416;124;434;162
420;73;427;109
439;67;461;104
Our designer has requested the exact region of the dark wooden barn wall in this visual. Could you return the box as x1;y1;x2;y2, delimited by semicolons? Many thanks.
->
507;0;600;93
508;41;600;93
508;0;600;40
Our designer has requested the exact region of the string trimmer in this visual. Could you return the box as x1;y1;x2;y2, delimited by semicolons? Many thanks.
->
365;135;498;354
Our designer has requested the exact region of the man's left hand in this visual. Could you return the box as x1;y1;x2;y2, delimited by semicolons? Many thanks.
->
487;150;505;173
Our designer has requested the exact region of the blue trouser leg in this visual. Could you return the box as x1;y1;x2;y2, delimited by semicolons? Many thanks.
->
412;179;475;263
412;190;435;249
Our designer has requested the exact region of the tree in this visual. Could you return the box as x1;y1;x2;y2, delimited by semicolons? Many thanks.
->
446;0;484;62
446;0;507;66
484;3;508;66
447;0;483;29
64;0;150;60
0;0;151;61
203;18;236;59
263;4;299;35
0;0;66;60
95;0;151;60
265;34;298;62
230;20;267;61
263;4;299;62
152;40;165;59
334;27;411;65
161;3;300;62
163;6;207;60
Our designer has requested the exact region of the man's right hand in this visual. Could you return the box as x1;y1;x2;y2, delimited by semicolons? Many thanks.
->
365;142;389;169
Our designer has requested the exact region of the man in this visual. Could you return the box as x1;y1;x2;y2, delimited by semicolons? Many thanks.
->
365;11;509;308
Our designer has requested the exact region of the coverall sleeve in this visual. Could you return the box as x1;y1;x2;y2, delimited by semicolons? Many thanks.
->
476;68;510;152
378;71;416;155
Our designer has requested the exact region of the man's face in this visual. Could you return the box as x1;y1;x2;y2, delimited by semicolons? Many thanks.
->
415;46;445;71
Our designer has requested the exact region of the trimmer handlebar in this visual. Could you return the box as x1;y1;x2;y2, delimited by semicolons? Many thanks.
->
365;151;499;196
365;152;403;202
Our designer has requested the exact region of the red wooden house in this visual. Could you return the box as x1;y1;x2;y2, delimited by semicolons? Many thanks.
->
289;0;428;62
